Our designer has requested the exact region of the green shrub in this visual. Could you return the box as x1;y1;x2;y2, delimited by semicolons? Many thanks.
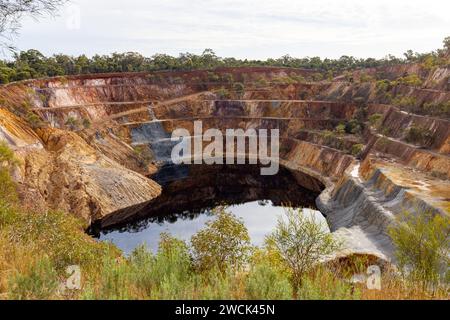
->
423;101;450;118
345;119;363;134
90;255;135;300
0;67;16;84
171;77;183;84
267;209;341;298
256;78;268;88
317;131;347;151
359;73;374;83
405;126;433;145
368;113;383;127
376;79;391;92
216;87;231;99
298;267;359;300
8;257;59;300
353;106;368;123
389;210;450;289
85;235;194;300
312;73;324;82
194;268;235;300
8;210;111;271
272;76;295;84
321;130;336;144
232;82;245;95
398;74;423;87
290;74;306;83
422;55;439;70
133;145;154;167
326;71;334;81
343;71;353;82
82;118;91;129
65;116;80;130
246;260;291;300
150;233;193;299
26;112;44;129
126;245;154;295
335;124;346;135
392;96;417;109
221;73;234;83
191;208;252;272
351;144;365;156
207;72;220;82
0;169;18;215
0;141;19;168
0;142;19;211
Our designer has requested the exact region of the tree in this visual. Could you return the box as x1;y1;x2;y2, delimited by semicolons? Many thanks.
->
14;49;47;77
191;208;252;272
404;49;417;62
444;36;450;51
0;37;449;82
0;65;15;83
199;49;220;69
232;82;245;97
267;208;341;298
0;0;67;50
389;210;449;290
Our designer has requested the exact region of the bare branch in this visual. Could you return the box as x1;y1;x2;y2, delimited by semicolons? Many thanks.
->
0;0;67;50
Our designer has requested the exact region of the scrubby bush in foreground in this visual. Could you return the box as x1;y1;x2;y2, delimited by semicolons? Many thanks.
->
191;208;252;272
389;210;450;291
0;142;448;300
267;209;341;298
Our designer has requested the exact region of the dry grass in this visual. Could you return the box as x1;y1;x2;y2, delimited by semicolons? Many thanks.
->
0;145;448;300
360;275;449;300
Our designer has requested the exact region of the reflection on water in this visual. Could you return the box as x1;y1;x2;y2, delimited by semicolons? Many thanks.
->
94;164;326;254
98;200;327;255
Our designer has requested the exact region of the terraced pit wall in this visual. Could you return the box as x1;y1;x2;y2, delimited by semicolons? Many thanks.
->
0;65;448;262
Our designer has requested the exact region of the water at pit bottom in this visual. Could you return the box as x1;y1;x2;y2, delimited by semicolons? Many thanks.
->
98;200;328;255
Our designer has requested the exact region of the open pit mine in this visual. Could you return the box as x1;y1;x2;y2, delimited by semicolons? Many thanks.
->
0;65;449;263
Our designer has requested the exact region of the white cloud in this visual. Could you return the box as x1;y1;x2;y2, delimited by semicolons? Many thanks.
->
5;0;450;59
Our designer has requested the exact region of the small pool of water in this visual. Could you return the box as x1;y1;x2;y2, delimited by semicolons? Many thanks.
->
93;164;327;254
98;200;327;254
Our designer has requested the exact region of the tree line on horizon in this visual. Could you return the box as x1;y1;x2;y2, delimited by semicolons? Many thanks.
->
0;37;449;84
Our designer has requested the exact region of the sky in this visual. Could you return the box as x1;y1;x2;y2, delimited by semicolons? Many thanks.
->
4;0;450;60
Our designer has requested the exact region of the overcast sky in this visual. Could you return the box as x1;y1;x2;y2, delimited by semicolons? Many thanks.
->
4;0;450;60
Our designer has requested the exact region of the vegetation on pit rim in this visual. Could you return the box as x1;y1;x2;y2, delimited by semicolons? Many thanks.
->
0;37;449;84
389;95;450;119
